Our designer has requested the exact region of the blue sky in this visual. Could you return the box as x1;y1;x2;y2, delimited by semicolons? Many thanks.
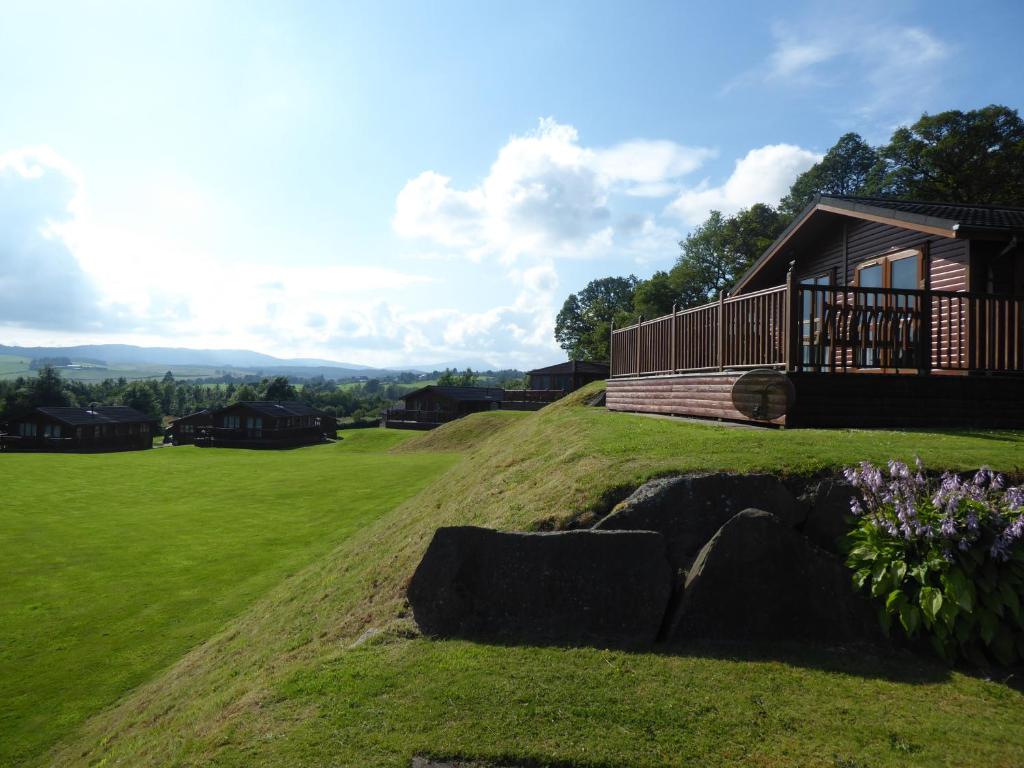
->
1;0;1022;368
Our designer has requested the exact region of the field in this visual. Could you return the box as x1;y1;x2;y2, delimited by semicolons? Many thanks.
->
0;354;233;382
0;432;456;766
5;386;1024;767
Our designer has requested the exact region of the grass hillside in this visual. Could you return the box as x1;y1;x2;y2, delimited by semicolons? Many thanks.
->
0;431;456;767
28;387;1024;766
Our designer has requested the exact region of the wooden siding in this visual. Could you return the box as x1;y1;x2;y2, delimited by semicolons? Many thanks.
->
794;218;968;291
606;373;784;425
606;371;1024;429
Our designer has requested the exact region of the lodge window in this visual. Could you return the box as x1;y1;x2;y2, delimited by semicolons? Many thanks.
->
43;424;61;438
801;273;831;366
224;415;240;429
19;422;37;437
855;248;923;369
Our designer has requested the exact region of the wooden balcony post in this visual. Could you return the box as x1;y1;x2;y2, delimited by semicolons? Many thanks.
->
635;315;643;376
717;292;725;371
671;303;678;373
918;291;932;376
785;261;800;372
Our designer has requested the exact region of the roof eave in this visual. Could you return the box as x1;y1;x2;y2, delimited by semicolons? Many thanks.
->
731;196;962;295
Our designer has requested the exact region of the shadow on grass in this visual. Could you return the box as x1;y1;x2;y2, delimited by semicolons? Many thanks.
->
422;632;953;685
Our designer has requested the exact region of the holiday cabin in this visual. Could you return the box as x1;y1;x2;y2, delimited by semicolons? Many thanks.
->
196;401;336;448
606;196;1024;428
165;409;213;445
0;406;159;452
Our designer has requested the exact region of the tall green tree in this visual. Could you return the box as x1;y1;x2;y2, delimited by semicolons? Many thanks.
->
670;204;787;307
259;376;297;401
876;105;1024;204
554;275;638;360
120;381;161;421
780;133;881;216
30;366;71;408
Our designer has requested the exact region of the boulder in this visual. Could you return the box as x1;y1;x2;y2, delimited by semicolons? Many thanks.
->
593;473;807;570
802;478;859;553
667;509;879;643
407;526;672;646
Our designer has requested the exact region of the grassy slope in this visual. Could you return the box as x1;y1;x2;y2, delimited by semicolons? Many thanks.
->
47;387;1024;767
0;431;456;767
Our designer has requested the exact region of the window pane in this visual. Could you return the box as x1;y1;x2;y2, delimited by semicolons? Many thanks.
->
890;256;918;290
859;263;883;288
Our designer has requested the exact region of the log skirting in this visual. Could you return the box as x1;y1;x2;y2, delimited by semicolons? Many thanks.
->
606;372;1024;429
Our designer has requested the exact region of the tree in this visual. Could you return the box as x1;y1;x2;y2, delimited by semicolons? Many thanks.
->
876;105;1024;205
554;275;638;360
435;368;476;386
259;376;297;401
669;205;787;307
120;381;161;421
232;384;259;402
780;133;881;217
30;366;70;408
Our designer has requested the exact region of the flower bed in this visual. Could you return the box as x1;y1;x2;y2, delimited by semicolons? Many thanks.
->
845;459;1024;665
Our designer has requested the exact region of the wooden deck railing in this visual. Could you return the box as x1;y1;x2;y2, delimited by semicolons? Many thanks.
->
611;275;1024;377
611;285;787;376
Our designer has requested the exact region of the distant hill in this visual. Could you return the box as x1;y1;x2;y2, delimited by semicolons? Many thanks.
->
0;344;374;371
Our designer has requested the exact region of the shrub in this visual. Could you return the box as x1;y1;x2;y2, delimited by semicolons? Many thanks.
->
845;459;1024;665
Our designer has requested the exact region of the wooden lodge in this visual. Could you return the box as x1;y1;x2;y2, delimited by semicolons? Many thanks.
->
383;385;563;429
384;386;504;429
195;401;337;449
607;196;1024;428
527;360;609;392
0;406;159;452
165;409;212;445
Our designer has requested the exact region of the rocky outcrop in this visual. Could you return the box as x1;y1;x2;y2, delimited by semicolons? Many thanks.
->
408;526;672;646
801;479;858;553
667;509;878;643
593;473;807;570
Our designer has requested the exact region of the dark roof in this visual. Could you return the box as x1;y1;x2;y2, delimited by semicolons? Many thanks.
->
218;400;329;418
834;196;1024;233
168;409;211;425
733;195;1024;294
527;360;609;376
402;385;505;403
21;406;158;426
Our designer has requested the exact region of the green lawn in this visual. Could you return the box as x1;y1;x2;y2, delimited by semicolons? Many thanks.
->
0;431;456;766
9;388;1024;767
40;387;1024;767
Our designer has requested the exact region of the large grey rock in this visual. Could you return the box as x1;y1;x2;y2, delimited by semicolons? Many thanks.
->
593;473;807;570
408;526;672;646
668;509;878;643
802;478;859;553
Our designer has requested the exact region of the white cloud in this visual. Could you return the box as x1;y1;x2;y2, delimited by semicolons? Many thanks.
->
667;144;821;225
0;147;103;330
389;119;718;364
394;118;713;264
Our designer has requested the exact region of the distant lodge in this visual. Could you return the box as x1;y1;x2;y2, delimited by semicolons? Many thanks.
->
0;406;159;452
167;401;337;449
383;360;609;430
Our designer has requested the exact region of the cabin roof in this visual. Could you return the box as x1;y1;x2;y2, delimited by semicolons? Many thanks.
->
402;385;505;403
218;400;328;418
733;195;1024;294
25;406;158;425
168;409;211;425
527;360;609;376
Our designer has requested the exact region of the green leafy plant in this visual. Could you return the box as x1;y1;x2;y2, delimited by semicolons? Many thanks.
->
845;460;1024;665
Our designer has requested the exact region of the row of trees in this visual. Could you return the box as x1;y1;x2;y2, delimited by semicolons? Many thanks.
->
555;105;1024;360
0;369;409;423
0;365;532;424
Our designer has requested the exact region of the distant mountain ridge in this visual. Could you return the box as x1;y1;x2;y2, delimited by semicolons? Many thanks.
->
0;344;373;371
